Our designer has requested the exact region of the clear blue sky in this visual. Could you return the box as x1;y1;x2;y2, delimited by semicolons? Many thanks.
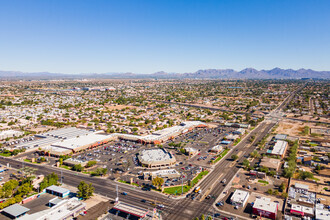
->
0;0;329;74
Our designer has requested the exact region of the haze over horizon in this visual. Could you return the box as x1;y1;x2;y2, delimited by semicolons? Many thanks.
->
0;0;329;74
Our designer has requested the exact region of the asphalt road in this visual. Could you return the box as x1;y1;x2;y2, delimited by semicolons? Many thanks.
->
166;121;276;220
0;85;304;220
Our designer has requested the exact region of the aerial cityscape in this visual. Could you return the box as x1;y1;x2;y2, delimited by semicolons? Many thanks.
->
0;1;329;220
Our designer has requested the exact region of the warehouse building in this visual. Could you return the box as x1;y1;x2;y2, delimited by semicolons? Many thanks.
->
15;127;95;150
267;140;288;158
40;132;117;156
0;130;24;140
138;148;176;168
230;190;249;207
252;197;278;220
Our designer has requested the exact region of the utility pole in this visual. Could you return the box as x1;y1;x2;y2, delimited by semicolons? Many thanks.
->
116;185;119;203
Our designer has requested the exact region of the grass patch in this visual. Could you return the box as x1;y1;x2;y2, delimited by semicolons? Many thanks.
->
118;180;129;184
0;153;12;157
23;159;38;164
117;180;139;187
164;170;209;195
164;185;191;195
60;165;71;170
191;170;209;186
212;149;229;164
258;180;269;185
310;177;320;181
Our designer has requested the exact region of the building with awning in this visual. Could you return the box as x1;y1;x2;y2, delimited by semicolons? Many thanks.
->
45;185;70;198
290;204;314;218
113;202;149;218
252;197;278;220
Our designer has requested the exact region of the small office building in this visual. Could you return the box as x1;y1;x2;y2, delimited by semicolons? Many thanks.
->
2;204;30;219
230;190;249;207
45;185;70;198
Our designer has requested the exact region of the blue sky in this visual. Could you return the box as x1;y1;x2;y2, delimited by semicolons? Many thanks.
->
0;0;329;74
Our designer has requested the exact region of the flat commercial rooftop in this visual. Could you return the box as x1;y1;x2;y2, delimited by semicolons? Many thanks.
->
139;149;172;162
2;204;30;217
269;140;288;156
38;127;92;139
51;133;113;150
46;185;70;194
253;197;278;213
231;190;249;204
113;202;149;218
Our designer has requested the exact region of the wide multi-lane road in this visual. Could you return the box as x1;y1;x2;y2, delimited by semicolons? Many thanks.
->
0;156;175;213
166;121;276;220
0;85;303;219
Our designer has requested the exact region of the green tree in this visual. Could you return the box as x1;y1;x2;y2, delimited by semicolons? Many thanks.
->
250;150;260;158
1;179;19;198
39;173;59;191
152;177;164;189
86;161;97;168
242;159;250;169
279;182;286;192
77;181;94;200
72;164;84;172
59;158;63;166
231;154;239;161
266;188;273;195
200;214;205;220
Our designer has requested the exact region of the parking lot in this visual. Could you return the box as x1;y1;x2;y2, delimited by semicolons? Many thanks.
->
13;125;245;191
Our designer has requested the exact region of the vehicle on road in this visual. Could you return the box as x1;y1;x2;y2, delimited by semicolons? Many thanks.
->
141;199;146;203
157;204;165;209
194;186;201;193
122;192;127;195
221;179;226;184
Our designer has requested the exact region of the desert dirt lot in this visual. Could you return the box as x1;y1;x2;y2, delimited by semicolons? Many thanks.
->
275;121;307;136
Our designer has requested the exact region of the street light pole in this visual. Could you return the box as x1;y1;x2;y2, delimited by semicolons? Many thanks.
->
181;177;183;195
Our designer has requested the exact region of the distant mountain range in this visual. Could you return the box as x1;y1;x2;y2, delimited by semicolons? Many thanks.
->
0;68;329;80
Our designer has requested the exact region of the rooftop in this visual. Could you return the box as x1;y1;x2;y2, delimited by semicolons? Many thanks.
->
113;202;149;218
269;140;288;156
231;190;249;204
295;183;309;191
253;197;278;213
46;185;70;194
2;204;30;217
139;149;173;162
